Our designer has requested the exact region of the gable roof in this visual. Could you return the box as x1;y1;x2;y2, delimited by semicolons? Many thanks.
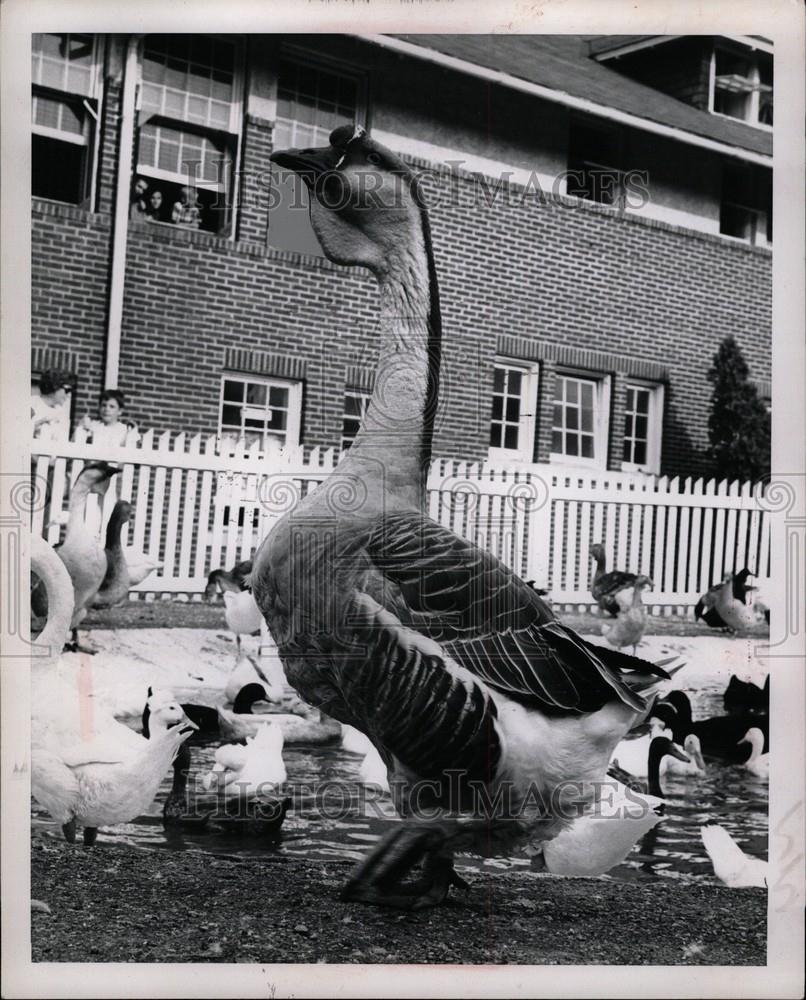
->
384;34;772;161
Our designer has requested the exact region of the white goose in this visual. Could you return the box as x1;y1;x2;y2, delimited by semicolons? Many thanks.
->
252;126;676;909
738;727;769;779
30;535;197;844
700;825;768;888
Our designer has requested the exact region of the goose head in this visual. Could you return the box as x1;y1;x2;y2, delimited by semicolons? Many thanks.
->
270;124;428;278
142;689;198;739
634;575;653;592
737;727;765;761
77;461;121;496
232;682;271;715
589;543;606;564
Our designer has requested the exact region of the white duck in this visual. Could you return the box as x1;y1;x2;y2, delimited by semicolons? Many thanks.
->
738;727;769;778
202;724;287;796
223;589;263;657
31;697;197;845
540;782;663;876
661;733;706;777
700;825;768;888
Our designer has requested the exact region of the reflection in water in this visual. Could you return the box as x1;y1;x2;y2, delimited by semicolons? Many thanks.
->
30;683;768;886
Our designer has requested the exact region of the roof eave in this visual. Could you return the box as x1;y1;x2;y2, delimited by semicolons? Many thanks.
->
357;33;772;167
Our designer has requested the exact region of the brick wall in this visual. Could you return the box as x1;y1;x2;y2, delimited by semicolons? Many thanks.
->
31;50;772;479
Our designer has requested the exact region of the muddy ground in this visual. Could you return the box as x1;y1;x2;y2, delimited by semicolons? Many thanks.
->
30;839;766;966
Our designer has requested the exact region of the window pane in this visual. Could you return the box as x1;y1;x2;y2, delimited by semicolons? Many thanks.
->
633;440;647;465
581;435;594;459
505;397;520;422
223;380;243;401
504;426;519;450
566;407;578;431
635;415;648;439
566;435;578;457
507;370;522;395
580;405;593;432
222;404;241;425
246;383;267;406
566;379;578;404
491;396;503;421
490;424;502;448
552;403;563;428
269;386;289;408
267;408;288;431
551;430;563;452
493;367;505;393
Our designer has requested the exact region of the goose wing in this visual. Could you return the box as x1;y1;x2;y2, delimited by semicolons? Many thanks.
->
593;571;637;601
365;511;668;715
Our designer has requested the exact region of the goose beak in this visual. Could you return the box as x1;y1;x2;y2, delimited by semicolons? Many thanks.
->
270;144;342;188
670;744;691;763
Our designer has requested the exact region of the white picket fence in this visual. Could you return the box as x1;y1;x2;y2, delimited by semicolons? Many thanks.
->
30;431;771;613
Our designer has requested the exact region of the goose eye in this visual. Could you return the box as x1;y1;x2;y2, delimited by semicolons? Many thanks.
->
367;152;381;166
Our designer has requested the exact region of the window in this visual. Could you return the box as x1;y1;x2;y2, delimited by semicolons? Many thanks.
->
488;361;539;464
622;381;664;474
136;35;242;234
720;163;772;247
269;54;364;255
31;33;101;206
551;372;610;467
711;43;773;128
340;389;370;452
218;375;302;450
566;120;625;208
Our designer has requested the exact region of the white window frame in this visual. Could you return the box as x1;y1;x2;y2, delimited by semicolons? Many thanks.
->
487;358;540;465
550;369;611;470
218;374;302;451
31;33;104;209
621;379;664;475
708;42;773;132
135;35;245;207
340;388;371;452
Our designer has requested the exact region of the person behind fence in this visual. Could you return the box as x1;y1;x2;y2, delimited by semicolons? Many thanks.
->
171;185;202;229
130;176;149;220
32;369;73;442
146;189;164;223
76;389;139;447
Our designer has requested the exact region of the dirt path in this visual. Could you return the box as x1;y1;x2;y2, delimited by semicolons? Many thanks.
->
31;839;766;966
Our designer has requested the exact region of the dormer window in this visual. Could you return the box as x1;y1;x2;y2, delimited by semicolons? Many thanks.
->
711;42;773;128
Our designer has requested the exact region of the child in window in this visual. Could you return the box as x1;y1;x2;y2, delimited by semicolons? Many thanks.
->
77;389;139;448
146;189;164;222
32;369;73;442
130;177;149;220
171;186;202;229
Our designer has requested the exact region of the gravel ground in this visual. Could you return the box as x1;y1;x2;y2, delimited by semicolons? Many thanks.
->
81;599;769;640
30;839;766;966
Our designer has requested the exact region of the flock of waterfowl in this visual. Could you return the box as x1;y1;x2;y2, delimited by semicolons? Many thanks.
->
30;126;770;911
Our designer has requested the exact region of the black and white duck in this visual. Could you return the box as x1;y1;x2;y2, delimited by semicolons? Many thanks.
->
589;543;638;617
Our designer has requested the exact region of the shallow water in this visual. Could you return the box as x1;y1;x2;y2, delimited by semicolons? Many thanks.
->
31;683;768;887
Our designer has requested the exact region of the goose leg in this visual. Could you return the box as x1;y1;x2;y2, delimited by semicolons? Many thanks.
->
69;629;97;655
61;819;76;844
341;825;470;911
83;827;98;846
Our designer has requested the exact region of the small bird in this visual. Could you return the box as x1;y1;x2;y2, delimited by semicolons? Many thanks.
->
223;590;263;658
601;575;653;655
204;560;253;601
700;825;768;888
738;728;769;779
590;543;638;617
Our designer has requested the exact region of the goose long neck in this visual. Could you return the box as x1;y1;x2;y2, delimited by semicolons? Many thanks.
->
647;746;665;798
30;535;73;662
343;213;441;510
105;508;127;552
66;477;92;533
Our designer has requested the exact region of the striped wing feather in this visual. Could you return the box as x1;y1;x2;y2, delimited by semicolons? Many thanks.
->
366;511;668;715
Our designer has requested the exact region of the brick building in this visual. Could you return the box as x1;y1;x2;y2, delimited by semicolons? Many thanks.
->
31;33;772;478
